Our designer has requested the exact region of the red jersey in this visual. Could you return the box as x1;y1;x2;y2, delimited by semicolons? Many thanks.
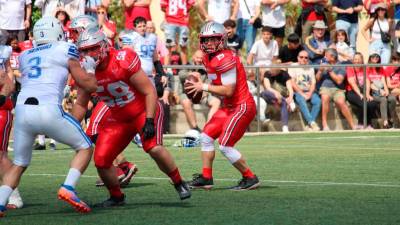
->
95;48;145;120
367;67;385;83
160;0;194;26
203;49;253;107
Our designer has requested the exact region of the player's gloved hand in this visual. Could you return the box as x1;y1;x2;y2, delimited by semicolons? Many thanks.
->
142;118;155;140
63;85;71;98
0;95;6;107
81;56;96;74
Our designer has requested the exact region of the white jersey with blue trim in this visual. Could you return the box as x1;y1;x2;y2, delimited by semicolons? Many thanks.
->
0;45;12;71
17;41;79;105
122;31;157;79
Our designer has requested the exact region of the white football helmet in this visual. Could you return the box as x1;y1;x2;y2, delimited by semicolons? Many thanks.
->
69;15;98;42
181;129;201;148
199;22;227;54
33;17;65;45
77;26;109;65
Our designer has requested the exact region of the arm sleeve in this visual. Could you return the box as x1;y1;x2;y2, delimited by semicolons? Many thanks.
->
220;68;237;85
64;43;80;61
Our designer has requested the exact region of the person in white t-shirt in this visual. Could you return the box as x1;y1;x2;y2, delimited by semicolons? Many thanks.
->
65;0;86;18
34;0;74;17
0;0;32;44
247;26;279;75
261;0;289;48
199;0;239;24
236;0;261;53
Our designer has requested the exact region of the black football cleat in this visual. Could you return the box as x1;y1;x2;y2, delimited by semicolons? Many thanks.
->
94;194;126;208
174;181;191;200
188;174;214;190
230;176;260;191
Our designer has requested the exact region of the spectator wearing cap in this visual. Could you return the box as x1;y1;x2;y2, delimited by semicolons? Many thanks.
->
223;19;243;53
0;0;32;44
303;20;331;64
279;33;303;65
316;48;355;131
199;0;239;24
296;0;328;43
332;0;363;51
260;0;289;48
122;0;152;30
362;2;393;64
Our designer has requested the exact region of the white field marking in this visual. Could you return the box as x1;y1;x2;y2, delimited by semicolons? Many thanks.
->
24;173;400;188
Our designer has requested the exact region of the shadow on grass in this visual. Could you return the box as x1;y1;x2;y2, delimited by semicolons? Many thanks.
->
121;182;155;189
91;201;194;212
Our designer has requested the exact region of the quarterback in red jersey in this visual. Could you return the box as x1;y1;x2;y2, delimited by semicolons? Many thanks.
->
74;27;191;206
185;22;260;190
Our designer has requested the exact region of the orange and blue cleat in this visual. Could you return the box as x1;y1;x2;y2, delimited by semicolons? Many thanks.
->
58;185;91;213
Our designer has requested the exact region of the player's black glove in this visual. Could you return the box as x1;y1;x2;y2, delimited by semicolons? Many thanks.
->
142;118;155;140
0;95;6;107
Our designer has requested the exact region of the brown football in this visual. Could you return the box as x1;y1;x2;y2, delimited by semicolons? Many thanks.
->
184;74;203;104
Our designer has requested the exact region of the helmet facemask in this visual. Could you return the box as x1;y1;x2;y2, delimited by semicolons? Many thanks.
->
80;40;109;65
199;34;225;54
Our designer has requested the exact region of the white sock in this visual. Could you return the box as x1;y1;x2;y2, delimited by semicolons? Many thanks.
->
0;185;13;206
63;168;81;189
50;139;56;145
38;135;46;145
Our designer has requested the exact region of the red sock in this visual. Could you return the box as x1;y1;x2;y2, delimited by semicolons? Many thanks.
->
118;161;129;169
202;167;213;179
241;168;255;178
108;185;123;198
168;168;182;185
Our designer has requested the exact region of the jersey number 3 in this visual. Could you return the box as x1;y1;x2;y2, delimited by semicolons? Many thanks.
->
97;81;135;107
28;56;42;79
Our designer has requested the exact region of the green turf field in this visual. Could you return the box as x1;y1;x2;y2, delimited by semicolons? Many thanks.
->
2;131;400;225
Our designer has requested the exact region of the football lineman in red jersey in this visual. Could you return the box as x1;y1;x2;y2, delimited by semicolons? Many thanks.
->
185;22;260;190
74;27;191;206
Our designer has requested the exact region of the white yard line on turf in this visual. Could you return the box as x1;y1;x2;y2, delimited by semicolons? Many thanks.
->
24;173;400;188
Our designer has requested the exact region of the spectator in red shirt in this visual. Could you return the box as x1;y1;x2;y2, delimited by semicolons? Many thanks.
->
384;54;400;127
345;52;377;129
122;0;152;30
97;5;117;46
161;0;195;65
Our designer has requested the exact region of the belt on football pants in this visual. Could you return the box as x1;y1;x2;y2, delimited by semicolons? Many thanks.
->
24;97;39;105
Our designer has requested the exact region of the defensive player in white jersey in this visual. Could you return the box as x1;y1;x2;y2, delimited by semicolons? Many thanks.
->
0;17;97;217
0;45;23;209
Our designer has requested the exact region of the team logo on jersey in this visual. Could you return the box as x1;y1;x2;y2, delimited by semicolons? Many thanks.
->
216;54;224;61
117;51;127;60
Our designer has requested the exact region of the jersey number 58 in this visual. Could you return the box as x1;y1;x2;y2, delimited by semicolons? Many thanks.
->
97;81;135;107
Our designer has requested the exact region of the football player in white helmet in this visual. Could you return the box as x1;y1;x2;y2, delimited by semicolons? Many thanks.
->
0;17;97;217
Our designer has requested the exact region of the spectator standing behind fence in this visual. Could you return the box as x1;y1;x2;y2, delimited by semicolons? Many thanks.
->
345;52;377;130
331;0;363;51
161;0;194;65
288;50;321;131
247;26;279;77
97;5;117;46
199;0;239;24
223;20;243;53
303;20;331;64
330;30;354;64
261;66;295;133
316;48;355;131
122;0;152;30
0;0;32;45
297;0;328;43
364;0;390;15
260;0;289;48
362;3;392;64
236;0;260;53
85;0;110;19
393;1;400;53
367;53;397;128
279;33;303;65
